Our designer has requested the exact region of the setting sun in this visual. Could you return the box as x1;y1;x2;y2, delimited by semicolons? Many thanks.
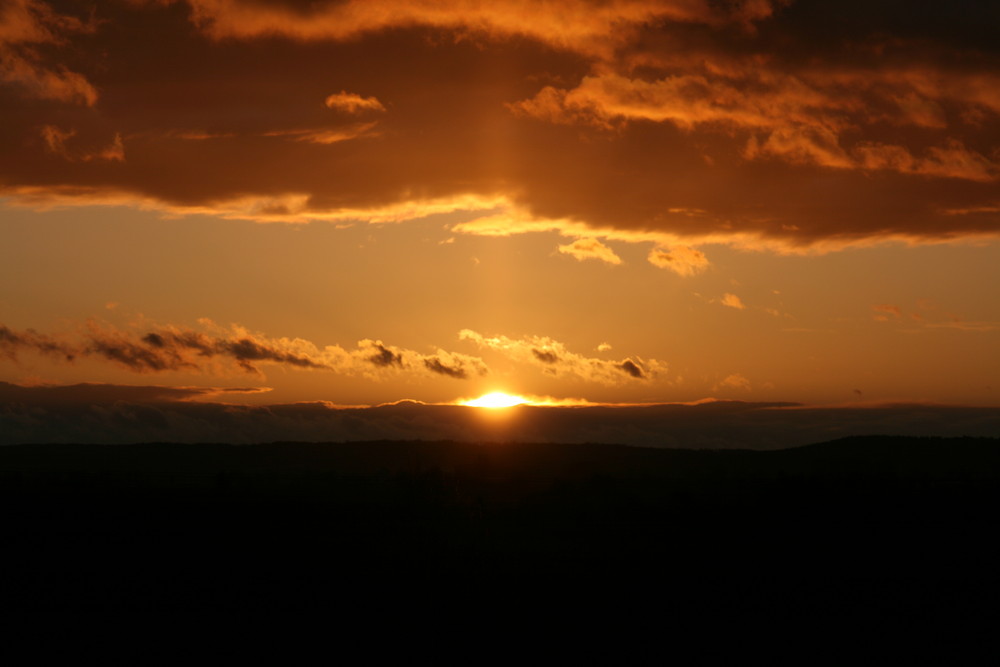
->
462;392;529;408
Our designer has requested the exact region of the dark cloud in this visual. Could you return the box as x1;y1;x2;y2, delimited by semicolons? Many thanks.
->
2;381;998;447
532;349;559;364
85;326;325;374
0;0;98;106
367;342;403;368
422;357;467;379
0;380;266;406
0;323;76;361
1;321;489;380
1;1;998;251
619;359;645;379
221;337;323;370
86;332;188;372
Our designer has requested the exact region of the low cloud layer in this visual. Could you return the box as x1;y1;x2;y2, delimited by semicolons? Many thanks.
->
2;0;999;253
3;319;663;386
459;329;664;384
2;381;997;448
0;320;488;380
0;381;267;406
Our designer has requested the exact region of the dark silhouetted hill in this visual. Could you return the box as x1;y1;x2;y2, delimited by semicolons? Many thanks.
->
1;436;998;613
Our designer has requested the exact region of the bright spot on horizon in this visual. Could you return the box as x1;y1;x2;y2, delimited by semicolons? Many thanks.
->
462;391;529;408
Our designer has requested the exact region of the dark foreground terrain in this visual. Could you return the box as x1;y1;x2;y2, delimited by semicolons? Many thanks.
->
2;436;999;614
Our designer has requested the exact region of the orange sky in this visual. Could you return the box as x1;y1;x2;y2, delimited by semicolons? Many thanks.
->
2;0;999;413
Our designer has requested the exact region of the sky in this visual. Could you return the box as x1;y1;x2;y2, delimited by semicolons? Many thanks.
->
1;0;999;444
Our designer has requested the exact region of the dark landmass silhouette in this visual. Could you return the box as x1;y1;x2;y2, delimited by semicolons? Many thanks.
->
2;436;998;614
5;381;1000;448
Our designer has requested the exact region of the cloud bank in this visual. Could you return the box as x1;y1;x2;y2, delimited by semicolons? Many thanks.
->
459;329;665;384
1;0;999;254
0;320;488;380
2;319;665;385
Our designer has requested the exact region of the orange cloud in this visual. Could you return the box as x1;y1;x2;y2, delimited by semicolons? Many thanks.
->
647;246;708;276
40;125;125;162
515;69;999;182
714;373;752;391
0;319;489;381
557;238;622;265
872;304;902;322
511;71;856;133
0;0;97;105
855;141;997;182
459;329;665;384
721;293;746;310
2;0;1000;255
324;91;386;114
176;0;773;57
261;121;379;145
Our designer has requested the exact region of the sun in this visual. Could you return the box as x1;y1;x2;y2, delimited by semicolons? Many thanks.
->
462;391;529;408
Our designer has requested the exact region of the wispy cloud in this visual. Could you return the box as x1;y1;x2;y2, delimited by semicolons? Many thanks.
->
872;304;902;321
721;293;746;310
324;91;386;114
0;324;76;361
713;373;752;391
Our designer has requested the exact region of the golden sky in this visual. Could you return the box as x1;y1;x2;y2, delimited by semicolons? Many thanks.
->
2;0;999;419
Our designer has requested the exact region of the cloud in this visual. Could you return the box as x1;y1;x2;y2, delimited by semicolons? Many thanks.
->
867;300;999;331
0;323;76;361
854;141;997;183
176;0;772;57
557;238;621;265
532;348;559;364
619;359;645;379
2;0;1000;254
648;246;709;276
714;373;752;391
512;66;1000;182
0;0;98;106
872;304;902;321
261;121;378;145
924;321;1000;332
363;340;404;368
87;323;328;374
40;124;73;157
324;91;385;114
423;356;469;379
39;125;126;162
0;380;267;406
721;293;746;310
0;319;488;380
459;329;664;384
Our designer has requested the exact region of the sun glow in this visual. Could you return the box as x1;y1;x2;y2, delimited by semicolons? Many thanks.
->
462;391;529;408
